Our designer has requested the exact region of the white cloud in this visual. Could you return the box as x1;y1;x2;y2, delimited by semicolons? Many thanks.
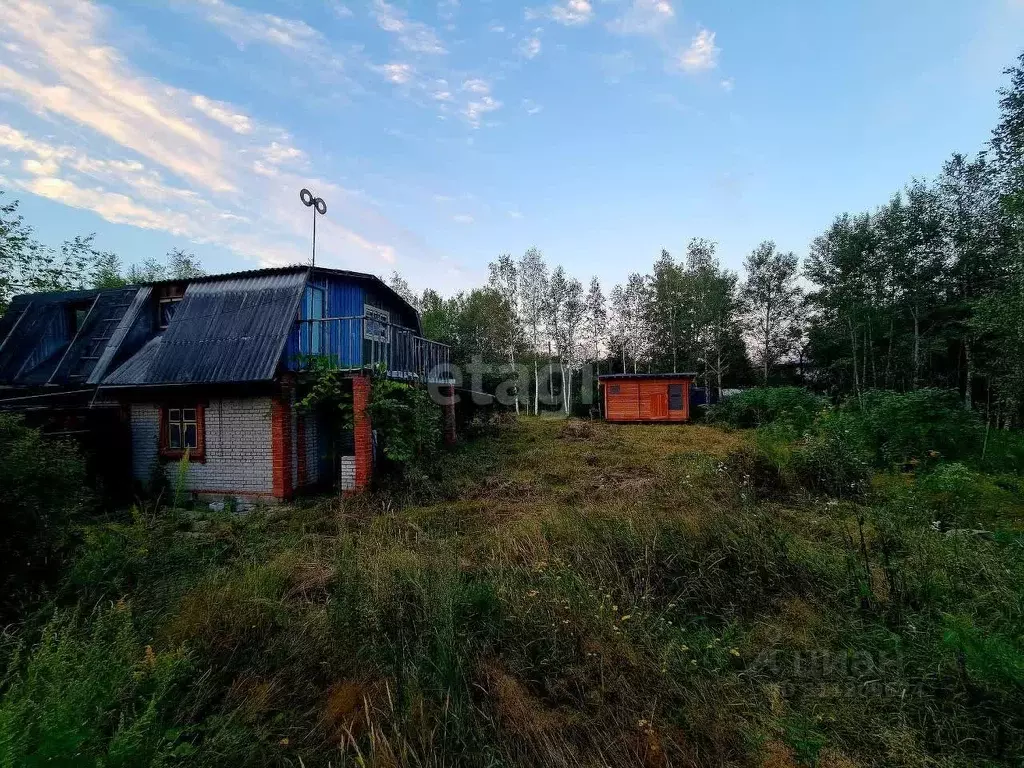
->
21;176;200;234
373;0;447;55
549;0;593;26
191;94;253;134
522;99;543;115
489;23;506;33
720;77;734;92
452;213;473;224
457;79;501;126
676;28;719;72
261;141;306;166
520;36;542;59
0;3;233;193
430;79;453;101
0;0;414;271
184;0;323;51
464;97;501;127
175;0;346;77
23;157;61;176
462;78;491;94
609;0;673;36
508;209;523;219
377;62;414;84
328;1;354;18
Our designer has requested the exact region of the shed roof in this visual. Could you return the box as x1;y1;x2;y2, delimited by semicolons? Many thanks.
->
598;372;698;381
103;270;306;386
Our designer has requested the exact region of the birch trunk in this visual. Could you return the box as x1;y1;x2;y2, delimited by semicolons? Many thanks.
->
963;335;974;411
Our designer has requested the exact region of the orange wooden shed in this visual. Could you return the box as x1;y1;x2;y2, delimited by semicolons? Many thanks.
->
598;373;697;423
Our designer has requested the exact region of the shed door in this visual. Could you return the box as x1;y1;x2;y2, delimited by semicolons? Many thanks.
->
648;391;668;418
668;383;683;411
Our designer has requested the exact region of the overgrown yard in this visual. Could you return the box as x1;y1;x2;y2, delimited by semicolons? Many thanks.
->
2;411;1023;767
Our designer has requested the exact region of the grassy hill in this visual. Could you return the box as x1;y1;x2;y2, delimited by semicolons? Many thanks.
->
2;415;1022;767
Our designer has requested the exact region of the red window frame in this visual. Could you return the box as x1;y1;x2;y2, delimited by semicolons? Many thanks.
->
158;404;206;462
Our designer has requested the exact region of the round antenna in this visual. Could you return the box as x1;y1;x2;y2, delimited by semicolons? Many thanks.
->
315;198;327;215
299;188;314;207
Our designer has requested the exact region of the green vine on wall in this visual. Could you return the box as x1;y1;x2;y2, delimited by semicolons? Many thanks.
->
296;356;354;431
368;370;442;464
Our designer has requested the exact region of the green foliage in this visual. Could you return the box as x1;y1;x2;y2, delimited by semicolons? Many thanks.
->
369;376;442;464
172;449;191;509
846;388;984;468
295;357;354;430
0;604;192;766
0;414;87;614
707;386;827;431
0;192;119;313
790;415;871;498
2;407;1023;767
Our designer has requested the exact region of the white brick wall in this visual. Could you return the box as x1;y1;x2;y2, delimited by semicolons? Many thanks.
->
340;455;355;491
302;412;320;486
131;397;274;495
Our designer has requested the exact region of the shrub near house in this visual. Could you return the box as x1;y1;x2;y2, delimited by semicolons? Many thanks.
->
0;413;86;616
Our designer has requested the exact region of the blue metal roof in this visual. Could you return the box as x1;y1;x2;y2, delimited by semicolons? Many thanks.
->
103;270;306;385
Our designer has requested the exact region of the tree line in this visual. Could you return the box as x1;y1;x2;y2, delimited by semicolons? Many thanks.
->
2;51;1021;423
0;195;205;314
393;51;1024;425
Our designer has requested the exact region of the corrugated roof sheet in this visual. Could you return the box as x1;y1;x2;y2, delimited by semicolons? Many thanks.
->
103;271;306;385
102;335;162;387
87;286;153;385
0;288;141;386
47;287;139;384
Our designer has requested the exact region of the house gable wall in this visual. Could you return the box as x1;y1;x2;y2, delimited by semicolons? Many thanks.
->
130;396;274;495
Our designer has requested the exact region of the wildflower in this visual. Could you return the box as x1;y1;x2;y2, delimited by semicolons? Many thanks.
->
620;614;632;621
144;645;156;669
526;590;539;598
729;648;740;657
279;738;290;746
680;645;689;652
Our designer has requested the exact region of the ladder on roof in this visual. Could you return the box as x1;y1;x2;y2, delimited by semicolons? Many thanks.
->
66;299;135;382
0;301;32;359
47;294;133;384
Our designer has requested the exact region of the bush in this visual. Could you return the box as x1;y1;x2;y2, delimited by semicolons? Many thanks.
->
0;604;192;765
369;377;443;465
0;414;87;615
845;389;984;469
707;387;827;432
790;416;871;498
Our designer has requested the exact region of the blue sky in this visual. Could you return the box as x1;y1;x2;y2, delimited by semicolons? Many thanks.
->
1;0;1022;295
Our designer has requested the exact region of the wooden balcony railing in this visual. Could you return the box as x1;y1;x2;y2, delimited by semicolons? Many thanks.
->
291;316;452;383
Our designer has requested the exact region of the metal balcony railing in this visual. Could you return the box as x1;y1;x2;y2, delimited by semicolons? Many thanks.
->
292;316;452;383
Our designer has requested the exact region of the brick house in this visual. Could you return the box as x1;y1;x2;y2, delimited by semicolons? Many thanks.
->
0;266;453;502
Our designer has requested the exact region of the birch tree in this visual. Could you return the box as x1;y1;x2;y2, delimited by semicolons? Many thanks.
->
559;277;585;413
487;253;523;412
583;277;607;371
518;247;548;415
741;242;803;382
